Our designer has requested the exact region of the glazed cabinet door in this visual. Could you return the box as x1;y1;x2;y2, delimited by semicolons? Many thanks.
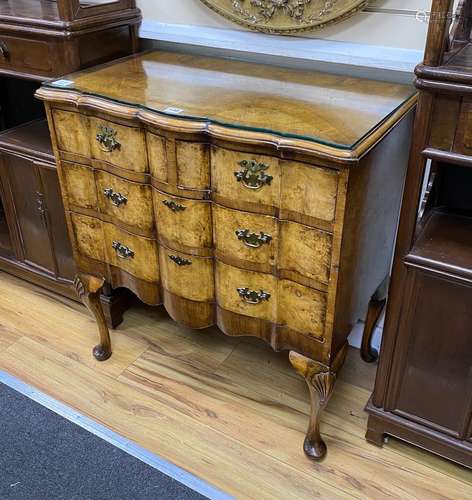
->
386;269;472;439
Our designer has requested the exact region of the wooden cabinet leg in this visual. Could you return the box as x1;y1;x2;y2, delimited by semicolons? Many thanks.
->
289;346;347;461
74;274;112;362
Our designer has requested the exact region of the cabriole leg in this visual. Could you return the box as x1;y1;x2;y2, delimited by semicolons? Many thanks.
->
74;274;112;361
289;346;347;461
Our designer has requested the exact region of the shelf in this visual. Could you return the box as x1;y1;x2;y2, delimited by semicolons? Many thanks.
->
406;209;472;282
0;119;54;164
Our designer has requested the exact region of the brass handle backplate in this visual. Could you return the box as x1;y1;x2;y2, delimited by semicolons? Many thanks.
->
235;229;272;248
104;188;128;207
163;200;186;212
112;241;134;260
237;287;271;304
96;125;121;153
0;41;8;59
169;254;192;266
234;160;273;190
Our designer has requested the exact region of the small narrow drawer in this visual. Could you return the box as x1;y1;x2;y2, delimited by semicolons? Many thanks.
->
89;117;148;173
61;162;97;210
0;35;51;73
213;204;277;270
103;223;159;282
96;170;154;234
211;147;281;214
153;190;212;254
159;245;214;302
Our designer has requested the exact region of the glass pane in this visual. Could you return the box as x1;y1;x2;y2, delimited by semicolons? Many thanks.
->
46;52;416;150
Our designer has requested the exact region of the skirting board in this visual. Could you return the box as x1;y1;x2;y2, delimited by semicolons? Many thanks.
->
139;21;423;84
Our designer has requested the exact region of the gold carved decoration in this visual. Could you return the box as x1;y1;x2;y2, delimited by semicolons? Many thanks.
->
198;0;368;34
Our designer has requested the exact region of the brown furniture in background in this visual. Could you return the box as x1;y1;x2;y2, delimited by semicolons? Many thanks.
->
0;0;141;324
366;0;472;469
38;51;415;460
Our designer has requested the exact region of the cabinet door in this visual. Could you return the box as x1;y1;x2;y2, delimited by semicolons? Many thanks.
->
6;155;56;273
0;188;14;258
388;270;472;439
38;166;75;281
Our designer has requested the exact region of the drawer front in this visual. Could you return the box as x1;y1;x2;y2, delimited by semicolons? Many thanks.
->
153;190;212;253
53;110;90;158
159;246;214;302
213;205;277;268
0;35;51;74
147;133;168;182
70;213;106;262
212;147;281;213
96;171;154;234
103;223;159;282
216;262;277;322
216;262;327;338
280;161;338;225
279;221;332;285
176;141;210;190
61;162;97;210
278;280;326;339
89;117;147;173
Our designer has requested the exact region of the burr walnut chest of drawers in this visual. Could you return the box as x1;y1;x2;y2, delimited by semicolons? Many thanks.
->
37;51;416;460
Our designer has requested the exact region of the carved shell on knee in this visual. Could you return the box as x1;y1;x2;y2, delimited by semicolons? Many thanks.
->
309;371;336;405
74;276;87;301
198;0;367;33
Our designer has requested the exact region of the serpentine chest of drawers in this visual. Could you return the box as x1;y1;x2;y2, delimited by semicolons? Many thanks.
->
37;51;416;460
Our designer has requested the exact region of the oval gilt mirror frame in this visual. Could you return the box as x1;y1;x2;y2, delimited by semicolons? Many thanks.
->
198;0;368;34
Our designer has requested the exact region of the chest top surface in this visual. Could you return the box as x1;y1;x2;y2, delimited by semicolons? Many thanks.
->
43;50;415;154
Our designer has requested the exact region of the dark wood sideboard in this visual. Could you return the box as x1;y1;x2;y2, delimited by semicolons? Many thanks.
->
0;0;141;324
366;0;472;469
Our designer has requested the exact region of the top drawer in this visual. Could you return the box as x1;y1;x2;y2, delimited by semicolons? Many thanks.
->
0;35;52;75
211;146;339;226
52;110;148;173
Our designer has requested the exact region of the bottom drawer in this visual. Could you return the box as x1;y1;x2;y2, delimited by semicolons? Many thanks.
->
216;262;326;339
159;245;214;302
70;213;159;282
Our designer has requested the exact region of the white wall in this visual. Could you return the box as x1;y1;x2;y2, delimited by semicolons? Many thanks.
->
137;0;433;51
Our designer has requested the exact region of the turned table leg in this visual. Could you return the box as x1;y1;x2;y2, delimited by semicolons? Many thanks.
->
74;274;112;361
289;346;347;460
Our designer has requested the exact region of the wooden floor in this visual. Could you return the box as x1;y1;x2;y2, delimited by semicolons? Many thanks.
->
0;271;471;499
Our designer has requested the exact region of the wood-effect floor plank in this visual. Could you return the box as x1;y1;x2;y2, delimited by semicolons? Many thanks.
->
0;337;351;500
0;271;471;499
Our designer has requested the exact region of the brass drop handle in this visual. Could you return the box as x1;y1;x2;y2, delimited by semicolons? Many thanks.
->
0;41;8;59
234;160;273;190
96;125;120;153
235;229;272;248
104;188;128;207
237;287;271;304
163;200;186;212
169;254;192;266
112;241;134;260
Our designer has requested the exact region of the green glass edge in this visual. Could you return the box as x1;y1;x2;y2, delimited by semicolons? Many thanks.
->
43;80;416;151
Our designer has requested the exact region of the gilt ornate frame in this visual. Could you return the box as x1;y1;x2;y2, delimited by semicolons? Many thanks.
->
198;0;368;34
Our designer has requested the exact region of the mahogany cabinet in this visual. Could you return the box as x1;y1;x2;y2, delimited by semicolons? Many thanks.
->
366;0;472;468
